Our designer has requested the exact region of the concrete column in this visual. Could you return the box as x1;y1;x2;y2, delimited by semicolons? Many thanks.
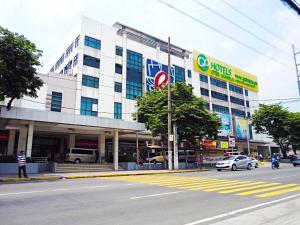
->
26;122;34;157
7;130;16;155
17;127;27;153
69;134;75;149
98;134;106;163
113;130;119;171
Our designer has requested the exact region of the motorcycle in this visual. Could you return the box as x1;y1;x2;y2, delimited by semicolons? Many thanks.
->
272;157;280;169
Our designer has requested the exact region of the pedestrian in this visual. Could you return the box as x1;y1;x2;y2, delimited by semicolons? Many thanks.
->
17;151;28;178
259;153;263;162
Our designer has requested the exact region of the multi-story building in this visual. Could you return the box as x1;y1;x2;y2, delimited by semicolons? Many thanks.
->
0;16;276;169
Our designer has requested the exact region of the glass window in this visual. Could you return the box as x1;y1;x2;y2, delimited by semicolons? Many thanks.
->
64;60;72;74
73;54;78;67
245;89;248;96
115;63;123;74
114;102;122;119
75;35;80;48
116;46;123;56
230;96;245;106
247;112;251;118
114;82;122;93
210;77;227;89
187;70;192;78
211;91;228;101
229;84;243;94
51;92;62;112
80;97;98;116
126;50;143;99
246;100;249;107
212;104;229;114
200;88;209;96
232;108;246;118
205;102;210;110
200;74;208;83
65;42;74;58
174;65;185;83
83;55;100;68
84;36;101;49
82;75;99;88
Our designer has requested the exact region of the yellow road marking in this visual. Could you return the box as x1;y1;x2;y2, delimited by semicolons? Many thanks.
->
219;183;281;194
202;181;265;192
257;186;300;198
237;184;298;196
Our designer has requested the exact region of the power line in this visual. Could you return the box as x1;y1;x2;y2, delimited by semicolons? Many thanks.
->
192;0;292;57
221;0;294;48
157;0;294;71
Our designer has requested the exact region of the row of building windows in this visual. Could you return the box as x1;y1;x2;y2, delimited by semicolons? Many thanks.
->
210;77;227;89
229;84;243;94
232;108;246;118
200;74;208;83
200;88;209;96
84;36;101;49
211;91;228;101
212;104;229;114
65;42;74;58
230;96;244;106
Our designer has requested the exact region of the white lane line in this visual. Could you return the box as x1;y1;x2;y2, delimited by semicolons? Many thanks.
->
271;175;300;180
130;190;187;200
0;183;139;197
184;193;300;225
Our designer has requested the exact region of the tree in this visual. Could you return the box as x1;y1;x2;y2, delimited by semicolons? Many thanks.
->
0;26;43;110
251;104;298;158
288;112;300;154
136;83;221;145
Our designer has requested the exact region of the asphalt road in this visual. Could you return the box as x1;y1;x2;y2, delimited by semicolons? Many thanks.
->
1;164;300;225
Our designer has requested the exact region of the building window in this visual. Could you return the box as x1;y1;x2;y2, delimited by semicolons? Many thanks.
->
55;53;65;70
187;70;192;78
229;84;243;94
205;102;210;110
246;100;249;107
211;91;228;101
247;112;251;118
114;102;122;119
232;108;246;118
200;88;209;96
75;35;80;48
84;36;101;49
65;42;74;58
114;82;122;93
210;77;227;89
51;92;62;112
230;96;245;106
116;46;123;56
82;75;99;88
83;55;100;68
245;89;248;96
80;97;98;116
212;104;229;114
73;54;78;67
174;65;185;83
64;60;72;74
126;49;143;100
200;74;208;83
115;63;123;74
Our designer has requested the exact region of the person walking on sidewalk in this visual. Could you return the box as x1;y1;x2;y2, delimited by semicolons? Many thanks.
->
17;151;28;178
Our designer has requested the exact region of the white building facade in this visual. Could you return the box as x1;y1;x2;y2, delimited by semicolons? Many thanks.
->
0;16;276;168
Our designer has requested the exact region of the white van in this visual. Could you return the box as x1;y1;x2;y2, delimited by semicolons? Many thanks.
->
65;148;97;163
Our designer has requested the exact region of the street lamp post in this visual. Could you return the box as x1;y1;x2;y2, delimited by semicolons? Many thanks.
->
167;37;173;170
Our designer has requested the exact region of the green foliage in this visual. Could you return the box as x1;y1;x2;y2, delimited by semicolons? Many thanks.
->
0;26;43;110
135;83;221;144
252;104;300;157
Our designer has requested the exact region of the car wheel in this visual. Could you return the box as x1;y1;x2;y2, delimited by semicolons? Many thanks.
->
293;164;297;167
247;164;252;170
255;163;258;168
232;164;237;171
74;158;81;164
217;169;222;172
153;159;157;164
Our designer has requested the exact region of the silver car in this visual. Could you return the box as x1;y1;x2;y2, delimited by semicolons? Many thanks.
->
216;155;252;171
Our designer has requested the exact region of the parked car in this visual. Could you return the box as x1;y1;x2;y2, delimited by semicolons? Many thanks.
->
216;155;252;171
249;157;259;168
65;148;97;163
293;158;300;167
150;151;168;164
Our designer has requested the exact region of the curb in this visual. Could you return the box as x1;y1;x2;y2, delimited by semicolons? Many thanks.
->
0;169;207;182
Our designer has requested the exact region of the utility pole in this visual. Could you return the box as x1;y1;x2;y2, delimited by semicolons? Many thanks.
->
136;99;140;165
168;37;173;170
292;45;300;95
173;122;178;169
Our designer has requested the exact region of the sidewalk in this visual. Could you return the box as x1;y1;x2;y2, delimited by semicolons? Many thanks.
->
0;169;205;182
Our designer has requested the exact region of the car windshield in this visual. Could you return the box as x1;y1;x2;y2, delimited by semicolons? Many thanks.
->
223;156;235;160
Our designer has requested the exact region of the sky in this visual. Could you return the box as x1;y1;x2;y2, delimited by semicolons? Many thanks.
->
1;0;300;112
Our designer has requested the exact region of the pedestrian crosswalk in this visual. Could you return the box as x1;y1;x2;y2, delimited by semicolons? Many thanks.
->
103;175;300;198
